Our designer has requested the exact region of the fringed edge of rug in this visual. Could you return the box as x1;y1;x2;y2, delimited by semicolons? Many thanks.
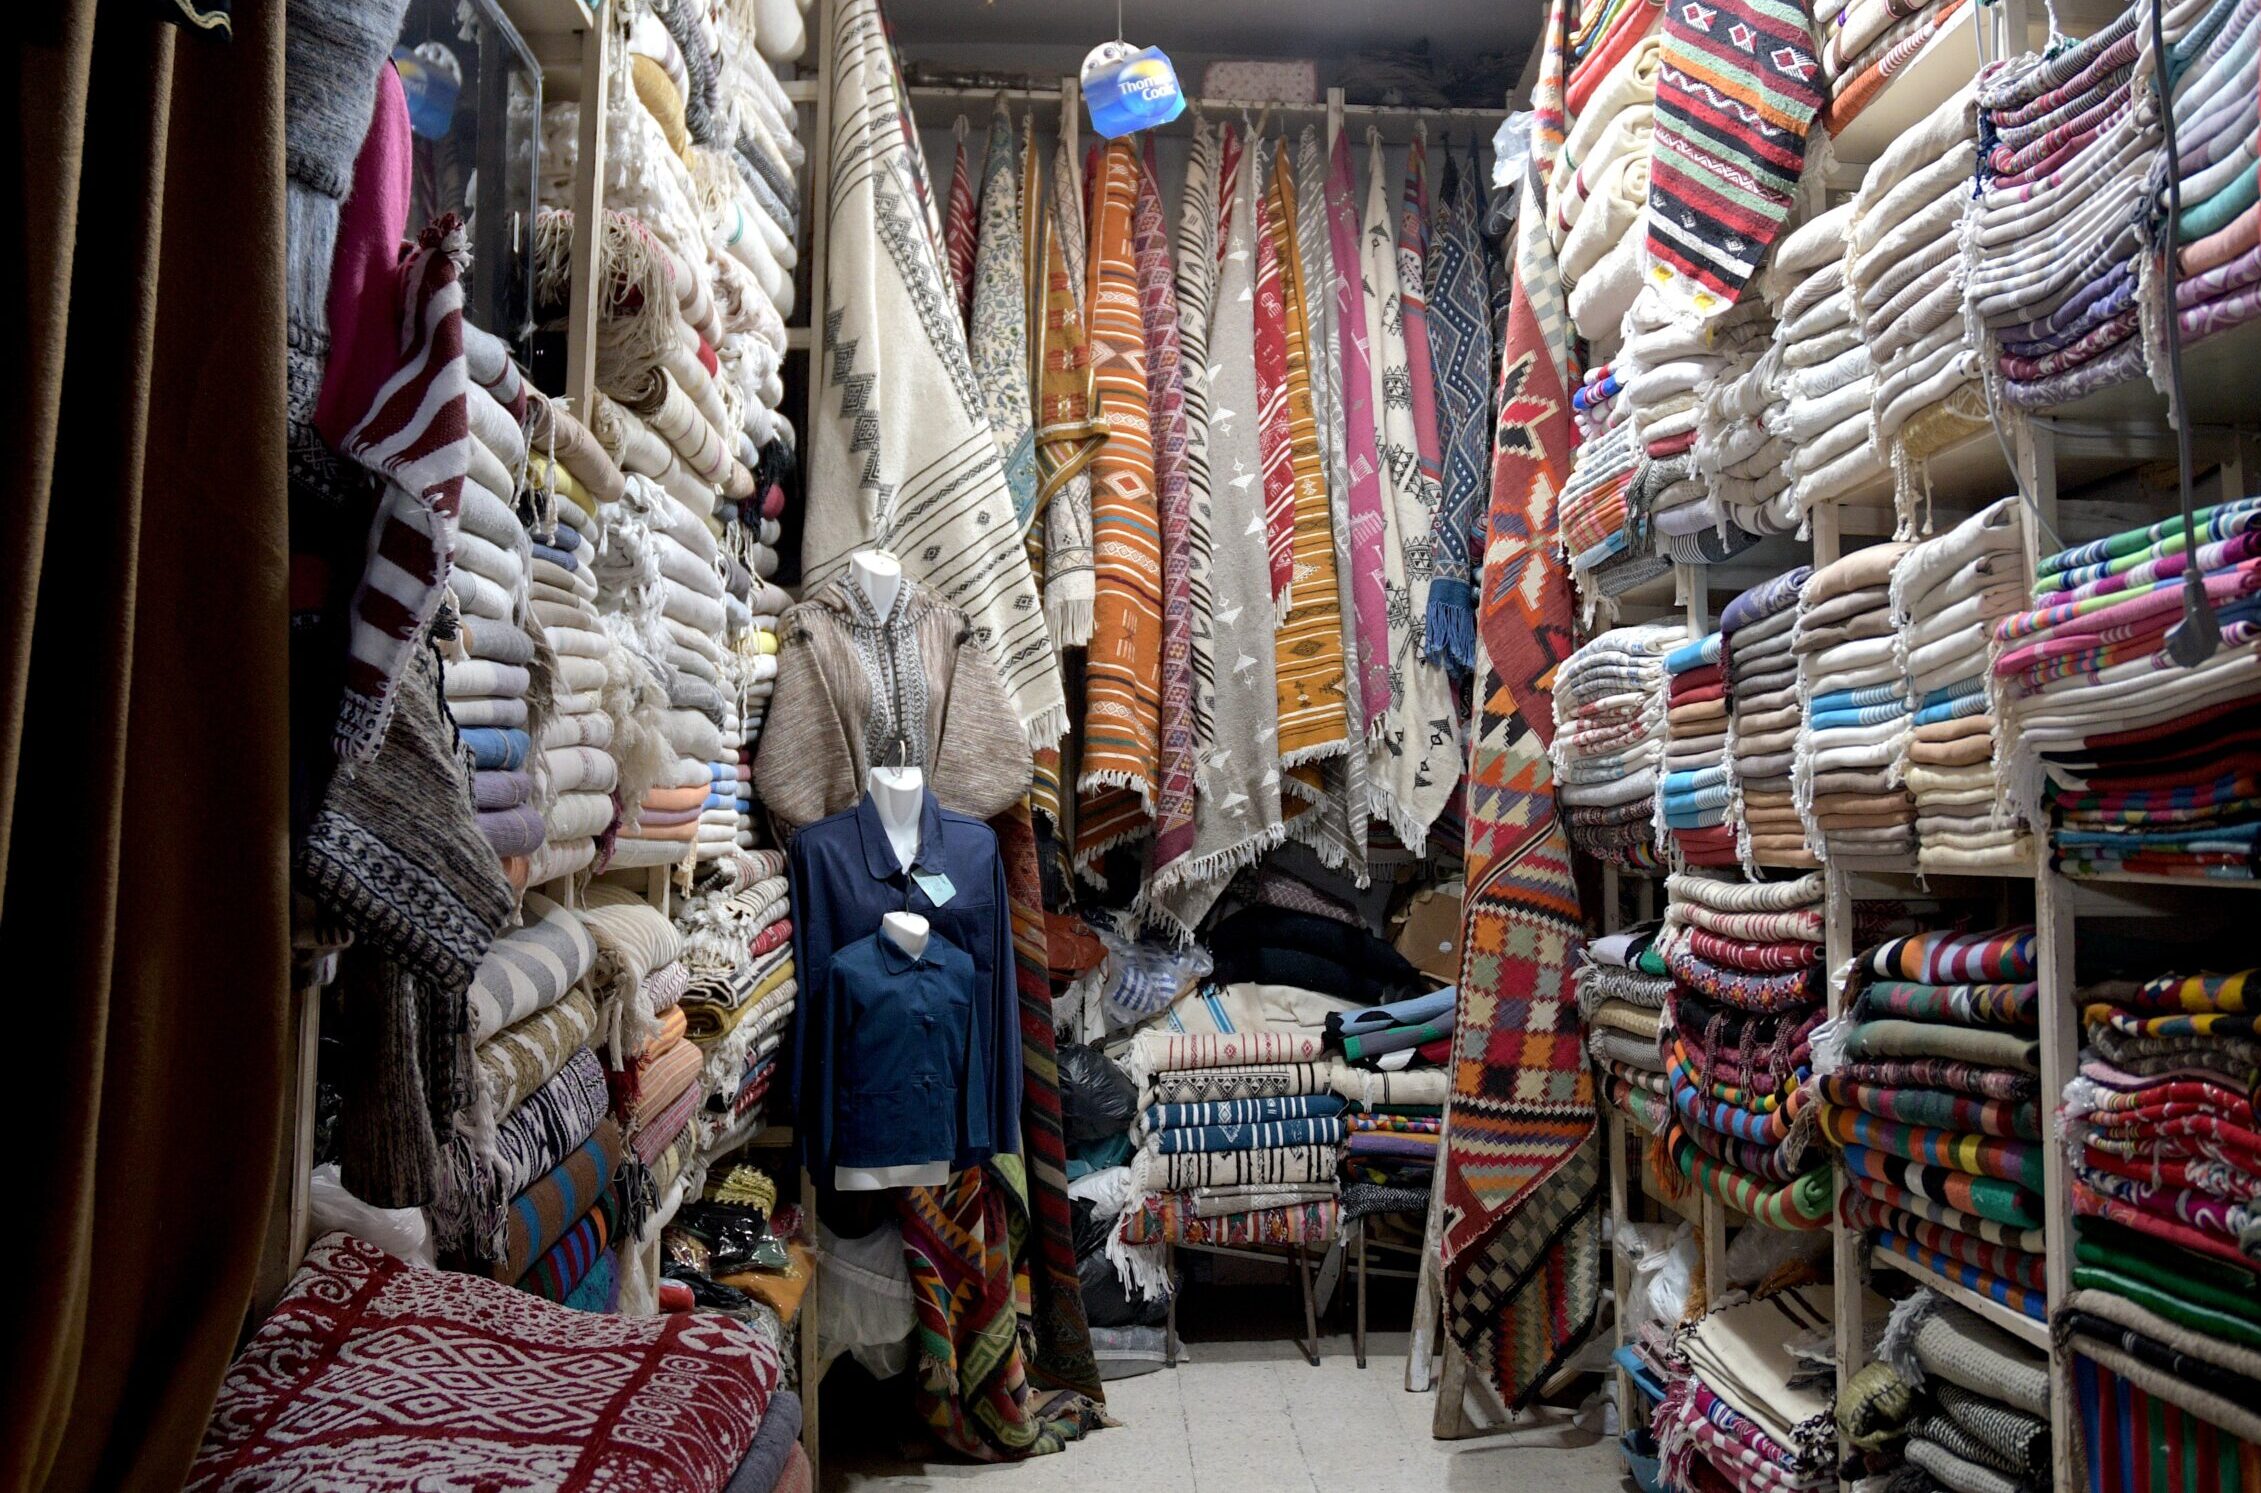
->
1135;818;1289;945
1277;733;1350;771
1023;699;1073;755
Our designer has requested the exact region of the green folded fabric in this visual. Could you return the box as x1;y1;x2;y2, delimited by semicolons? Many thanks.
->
2070;1264;2261;1351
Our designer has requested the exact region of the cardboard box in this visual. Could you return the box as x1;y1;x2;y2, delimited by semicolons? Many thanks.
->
1393;882;1464;984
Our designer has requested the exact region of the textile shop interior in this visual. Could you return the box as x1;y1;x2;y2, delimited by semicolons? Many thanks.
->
21;0;2260;1485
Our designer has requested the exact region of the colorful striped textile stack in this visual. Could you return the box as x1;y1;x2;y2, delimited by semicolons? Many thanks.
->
1661;632;1737;867
2149;0;2261;365
1551;625;1682;870
1819;0;1972;137
1657;1283;1841;1492
2061;963;2261;1478
1823;925;2047;1320
1995;494;2261;880
1795;543;1917;862
1657;871;1833;1229
675;850;797;1163
1576;922;1673;1134
1890;497;2033;873
1876;1291;2055;1493
1722;567;1817;870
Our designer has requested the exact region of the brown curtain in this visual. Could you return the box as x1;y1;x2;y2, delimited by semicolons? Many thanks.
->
0;4;290;1490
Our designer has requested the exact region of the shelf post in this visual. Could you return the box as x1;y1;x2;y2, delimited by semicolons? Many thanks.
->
564;0;612;419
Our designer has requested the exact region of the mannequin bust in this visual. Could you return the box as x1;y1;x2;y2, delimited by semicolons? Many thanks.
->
881;910;930;959
868;764;923;874
848;548;902;621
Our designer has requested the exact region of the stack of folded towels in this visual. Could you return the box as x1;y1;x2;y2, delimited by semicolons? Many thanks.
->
1550;624;1682;870
1560;392;1645;601
1795;543;1917;862
2061;962;2261;1473
1963;0;2172;410
1872;1291;2054;1493
1575;921;1673;1135
1994;494;2261;879
1656;1282;1844;1493
1822;925;2047;1320
2148;0;2261;365
677;850;799;1156
1765;201;1887;527
1699;273;1795;539
742;577;789;740
1890;497;2032;872
523;400;639;886
1818;0;1974;138
1618;290;1769;565
1661;631;1737;867
1845;85;1988;524
1658;870;1833;1229
1722;567;1817;869
1552;17;1660;347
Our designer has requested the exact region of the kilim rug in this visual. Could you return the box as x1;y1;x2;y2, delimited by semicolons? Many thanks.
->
993;800;1102;1398
1440;0;1599;1413
1075;138;1163;871
1642;0;1825;318
897;1167;1107;1460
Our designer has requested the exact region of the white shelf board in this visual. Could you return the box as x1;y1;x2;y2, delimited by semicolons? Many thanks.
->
1870;1244;2052;1351
495;0;591;36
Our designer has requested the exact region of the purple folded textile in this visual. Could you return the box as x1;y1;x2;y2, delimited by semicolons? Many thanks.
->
1720;567;1811;635
473;768;533;812
2003;335;2147;407
476;803;546;858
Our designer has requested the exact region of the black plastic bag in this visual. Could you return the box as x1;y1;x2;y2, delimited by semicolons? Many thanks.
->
1059;1043;1138;1141
1080;1248;1168;1327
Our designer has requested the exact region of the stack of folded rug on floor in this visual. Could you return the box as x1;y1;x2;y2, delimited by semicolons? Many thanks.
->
2150;0;2261;367
1576;921;1673;1134
1551;624;1682;870
676;850;798;1157
1796;543;1917;862
1662;631;1736;867
1722;567;1817;869
1765;202;1887;527
1890;497;2032;872
1877;1290;2053;1493
1823;925;2048;1320
1658;871;1834;1228
1819;0;1973;137
1963;0;2182;410
1994;495;2261;879
1110;1027;1344;1295
1844;85;1986;523
188;1233;784;1492
1656;1282;1841;1492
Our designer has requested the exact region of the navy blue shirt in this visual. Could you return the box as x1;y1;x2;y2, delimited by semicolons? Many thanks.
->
811;932;987;1171
788;790;1021;1175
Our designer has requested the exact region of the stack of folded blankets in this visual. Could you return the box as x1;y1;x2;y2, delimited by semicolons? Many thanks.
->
2061;964;2261;1479
1554;14;1660;352
1844;85;1987;522
1561;388;1647;602
741;576;789;740
1326;987;1453;1228
1657;871;1834;1229
1700;261;1796;539
1876;1290;2055;1493
450;892;616;1305
2149;0;2261;366
1796;543;1917;862
1994;495;2261;879
1618;290;1769;565
1575;921;1673;1135
1890;496;2033;872
1110;1028;1345;1294
1656;1282;1841;1493
1551;624;1682;870
1722;567;1817;869
1765;202;1887;528
1822;925;2048;1320
1963;0;2189;411
677;850;798;1157
578;881;695;1305
1661;632;1737;868
1818;0;1973;137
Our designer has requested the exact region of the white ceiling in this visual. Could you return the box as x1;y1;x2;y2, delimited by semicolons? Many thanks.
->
886;0;1543;67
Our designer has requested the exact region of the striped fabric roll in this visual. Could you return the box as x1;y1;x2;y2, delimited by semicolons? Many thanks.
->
466;891;598;1043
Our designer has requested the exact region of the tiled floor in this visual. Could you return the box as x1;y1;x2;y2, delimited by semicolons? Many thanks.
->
822;1322;1629;1493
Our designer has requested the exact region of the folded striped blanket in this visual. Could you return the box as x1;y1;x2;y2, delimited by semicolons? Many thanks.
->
1150;1117;1348;1155
1143;1095;1348;1130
